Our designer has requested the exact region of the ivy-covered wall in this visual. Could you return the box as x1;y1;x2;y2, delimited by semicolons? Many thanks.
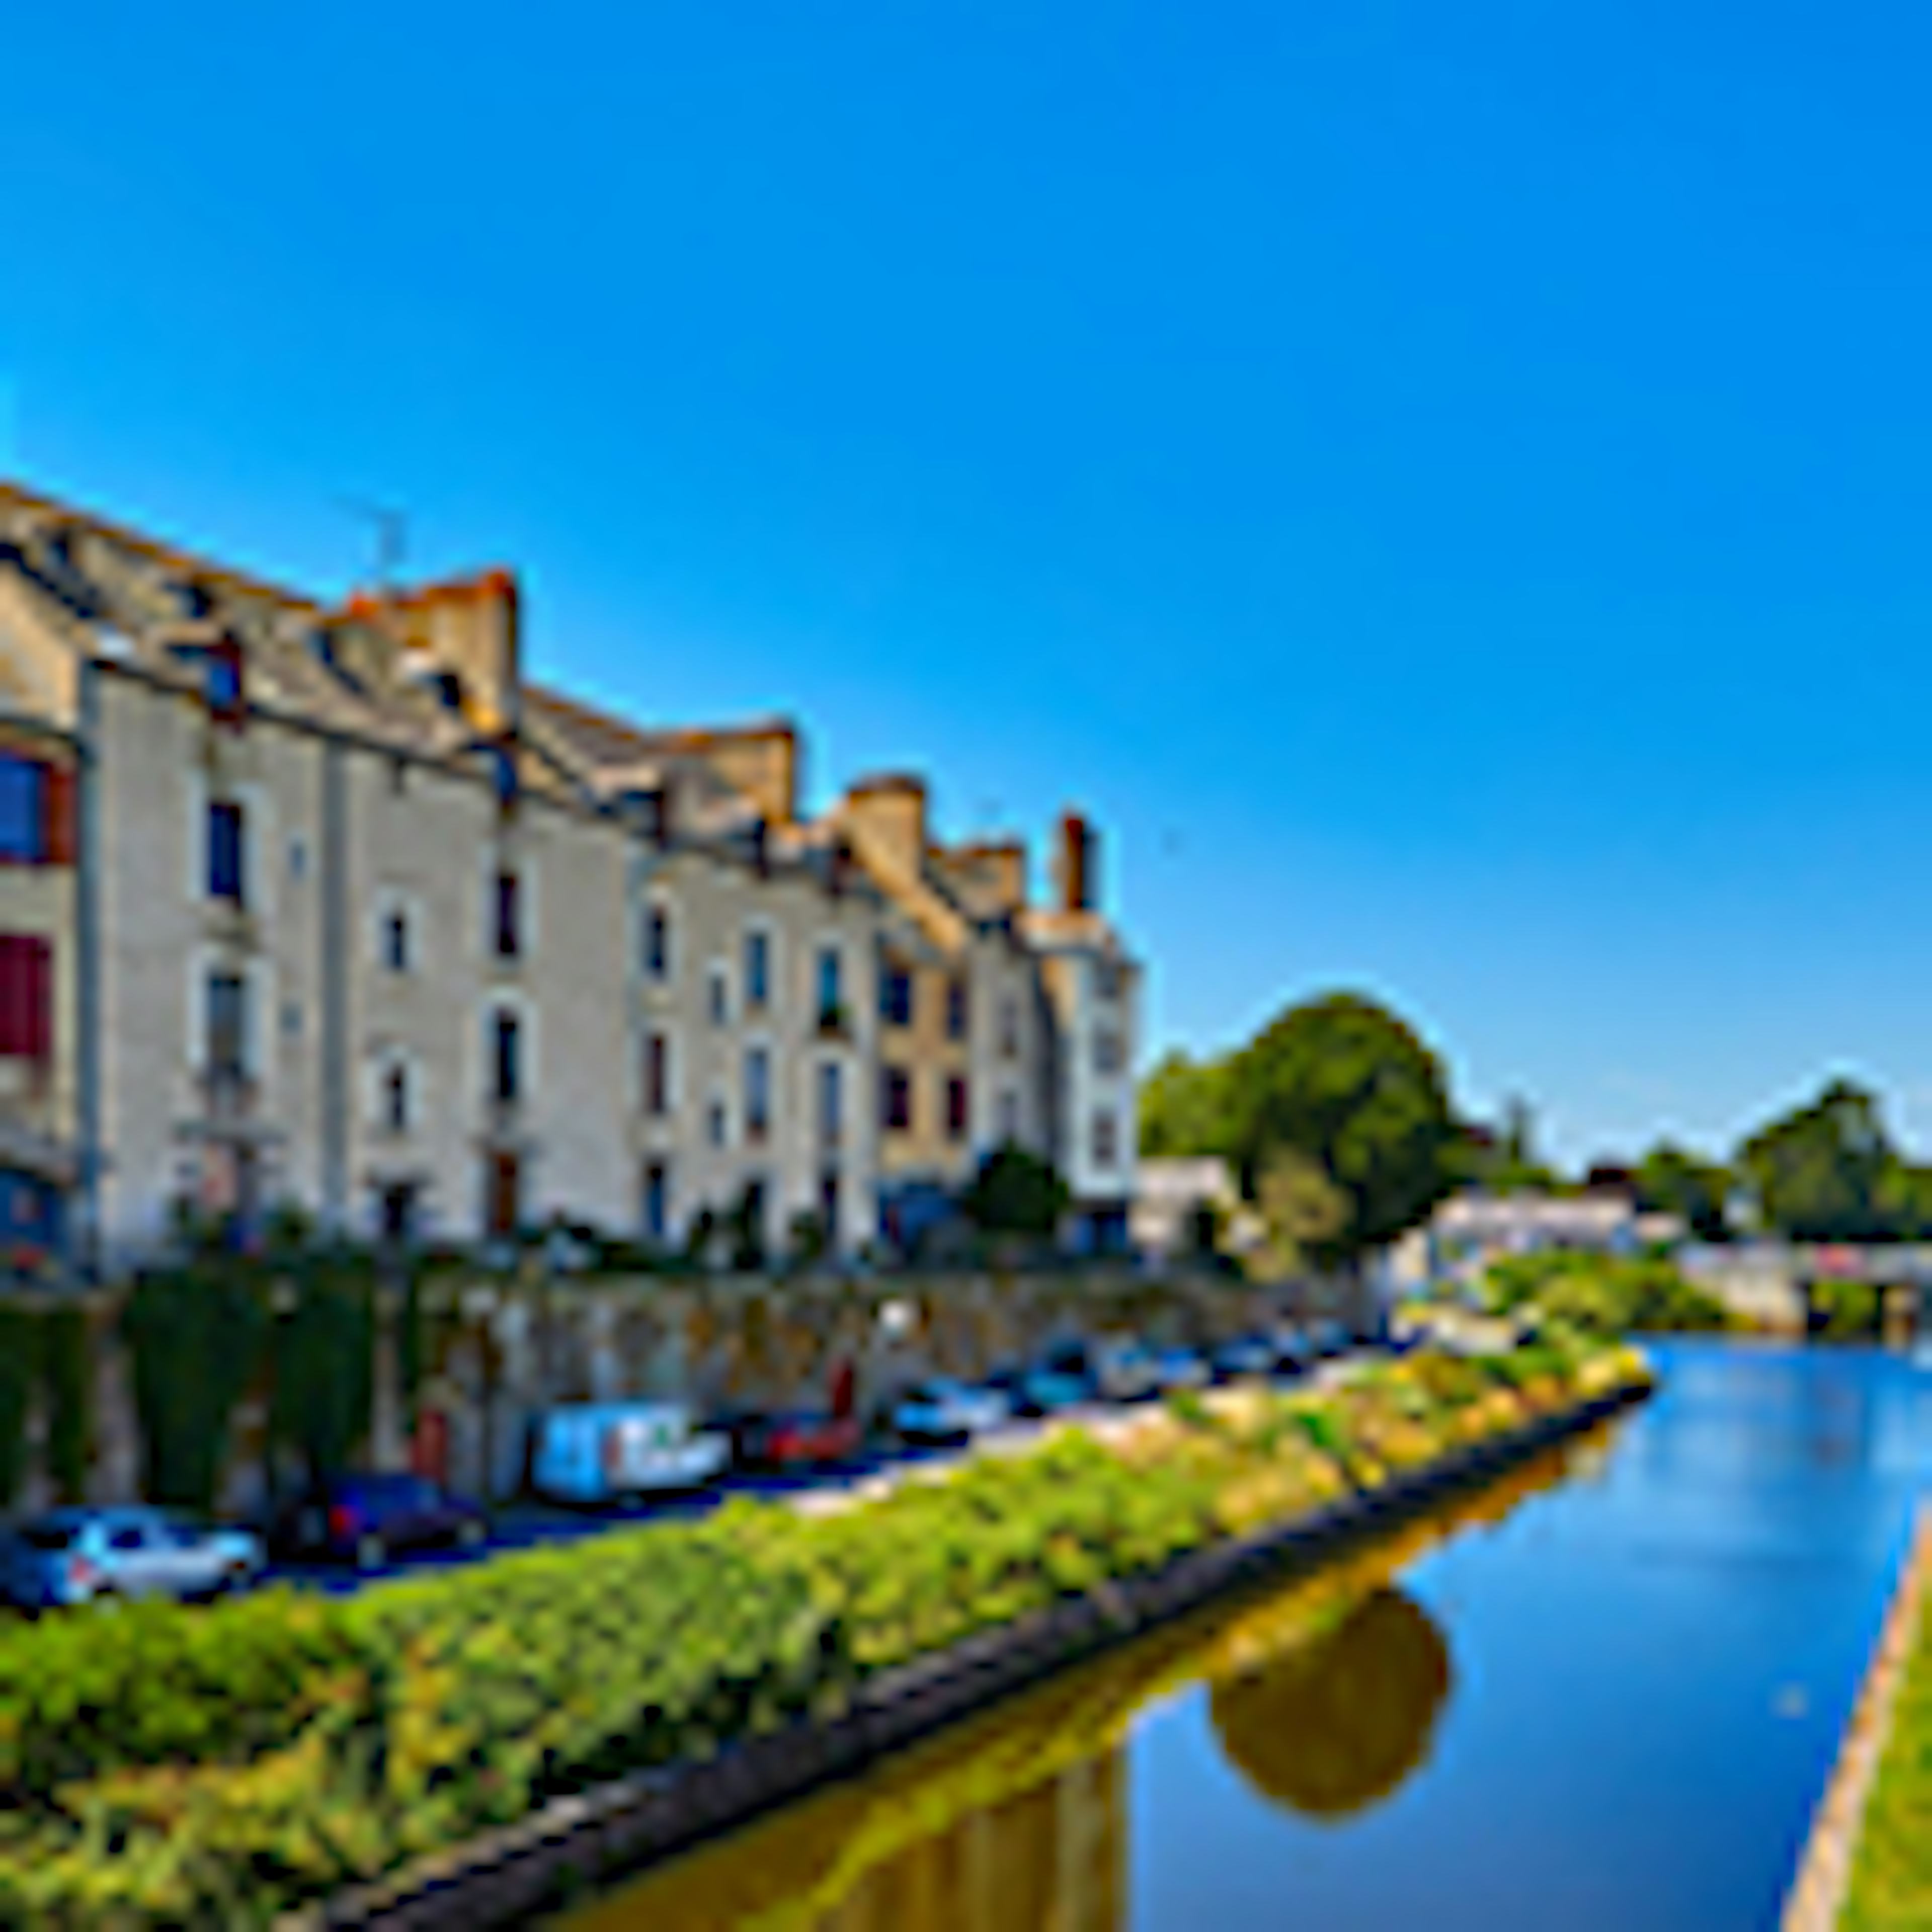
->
0;1264;1368;1512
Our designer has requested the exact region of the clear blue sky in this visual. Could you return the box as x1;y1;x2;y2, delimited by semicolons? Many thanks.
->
6;2;1932;1165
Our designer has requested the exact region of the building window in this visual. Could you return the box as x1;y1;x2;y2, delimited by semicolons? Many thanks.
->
745;929;770;1010
0;755;50;865
880;959;913;1028
643;1161;669;1242
492;1009;521;1104
643;1030;669;1117
1091;1108;1119;1170
707;1097;728;1148
643;903;671;981
0;756;69;868
383;1062;410;1134
1095;958;1125;1001
206;970;248;1080
204;645;244;716
945;976;969;1042
818;1170;840;1247
494;871;521;959
744;1044;770;1143
999;995;1019;1061
707;963;730;1028
485;1151;521;1238
818;1060;843;1147
382;906;411;975
208;800;246;906
378;1183;417;1245
1093;1028;1124;1076
997;1089;1019;1145
0;1169;61;1249
945;1074;969;1142
741;1177;767;1260
817;947;843;1027
881;1066;912;1134
0;935;52;1063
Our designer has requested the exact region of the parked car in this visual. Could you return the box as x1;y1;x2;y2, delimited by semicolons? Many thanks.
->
530;1402;731;1507
1268;1324;1316;1371
1211;1334;1280;1381
719;1408;865;1472
273;1472;489;1570
1149;1345;1212;1393
983;1362;1091;1418
1;1506;263;1610
1040;1337;1162;1403
886;1377;1012;1446
1308;1320;1353;1359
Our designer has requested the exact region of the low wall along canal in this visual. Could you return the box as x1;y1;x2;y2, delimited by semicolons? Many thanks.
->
554;1340;1930;1932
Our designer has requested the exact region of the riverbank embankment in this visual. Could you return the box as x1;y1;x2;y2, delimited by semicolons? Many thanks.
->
1788;1506;1932;1930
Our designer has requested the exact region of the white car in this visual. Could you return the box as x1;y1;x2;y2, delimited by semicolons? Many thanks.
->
531;1402;731;1506
889;1377;1012;1445
1;1506;263;1609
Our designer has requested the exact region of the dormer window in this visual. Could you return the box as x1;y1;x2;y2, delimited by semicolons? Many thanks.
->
630;787;668;846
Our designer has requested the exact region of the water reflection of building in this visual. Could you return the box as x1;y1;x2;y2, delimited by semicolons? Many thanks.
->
826;1751;1123;1932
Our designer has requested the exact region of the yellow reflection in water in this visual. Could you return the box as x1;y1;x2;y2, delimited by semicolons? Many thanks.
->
558;1423;1616;1932
1212;1585;1450;1819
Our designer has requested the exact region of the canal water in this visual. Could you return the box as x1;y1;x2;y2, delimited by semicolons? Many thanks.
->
561;1340;1932;1931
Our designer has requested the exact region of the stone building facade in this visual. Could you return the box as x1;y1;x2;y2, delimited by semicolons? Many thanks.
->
0;479;1139;1272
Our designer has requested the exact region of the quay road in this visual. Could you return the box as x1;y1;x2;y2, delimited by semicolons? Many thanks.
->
265;1351;1378;1599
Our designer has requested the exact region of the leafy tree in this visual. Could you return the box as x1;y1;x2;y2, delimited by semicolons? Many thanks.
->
1632;1143;1734;1243
1222;994;1459;1264
1139;1050;1236;1156
961;1143;1069;1238
1481;1252;1729;1335
1737;1079;1896;1243
1254;1148;1352;1277
1877;1162;1932;1241
724;1184;767;1272
1451;1098;1564;1193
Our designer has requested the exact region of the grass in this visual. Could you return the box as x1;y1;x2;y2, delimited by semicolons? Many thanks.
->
1841;1582;1932;1931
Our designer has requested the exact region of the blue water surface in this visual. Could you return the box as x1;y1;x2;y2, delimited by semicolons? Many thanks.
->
1130;1340;1932;1931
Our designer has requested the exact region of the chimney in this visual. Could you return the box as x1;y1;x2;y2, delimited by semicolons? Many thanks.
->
350;569;522;737
842;774;929;880
690;722;799;826
1056;810;1096;913
947;839;1028;919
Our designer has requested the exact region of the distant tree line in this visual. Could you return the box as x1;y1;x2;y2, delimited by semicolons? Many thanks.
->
1142;994;1932;1252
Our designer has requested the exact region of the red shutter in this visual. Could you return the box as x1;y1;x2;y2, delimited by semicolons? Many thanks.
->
0;936;50;1062
42;765;75;865
24;938;49;1062
0;938;19;1055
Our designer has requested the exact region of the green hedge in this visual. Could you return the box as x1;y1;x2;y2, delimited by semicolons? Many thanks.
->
0;1336;1651;1926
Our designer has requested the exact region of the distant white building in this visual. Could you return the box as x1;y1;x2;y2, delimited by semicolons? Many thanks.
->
1132;1155;1263;1263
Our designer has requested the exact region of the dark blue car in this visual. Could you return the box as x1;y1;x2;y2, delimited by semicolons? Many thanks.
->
274;1472;489;1571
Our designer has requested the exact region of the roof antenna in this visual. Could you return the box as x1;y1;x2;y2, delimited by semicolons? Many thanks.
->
340;498;409;593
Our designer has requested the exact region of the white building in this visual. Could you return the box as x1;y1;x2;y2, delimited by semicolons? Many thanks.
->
0;479;1142;1272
